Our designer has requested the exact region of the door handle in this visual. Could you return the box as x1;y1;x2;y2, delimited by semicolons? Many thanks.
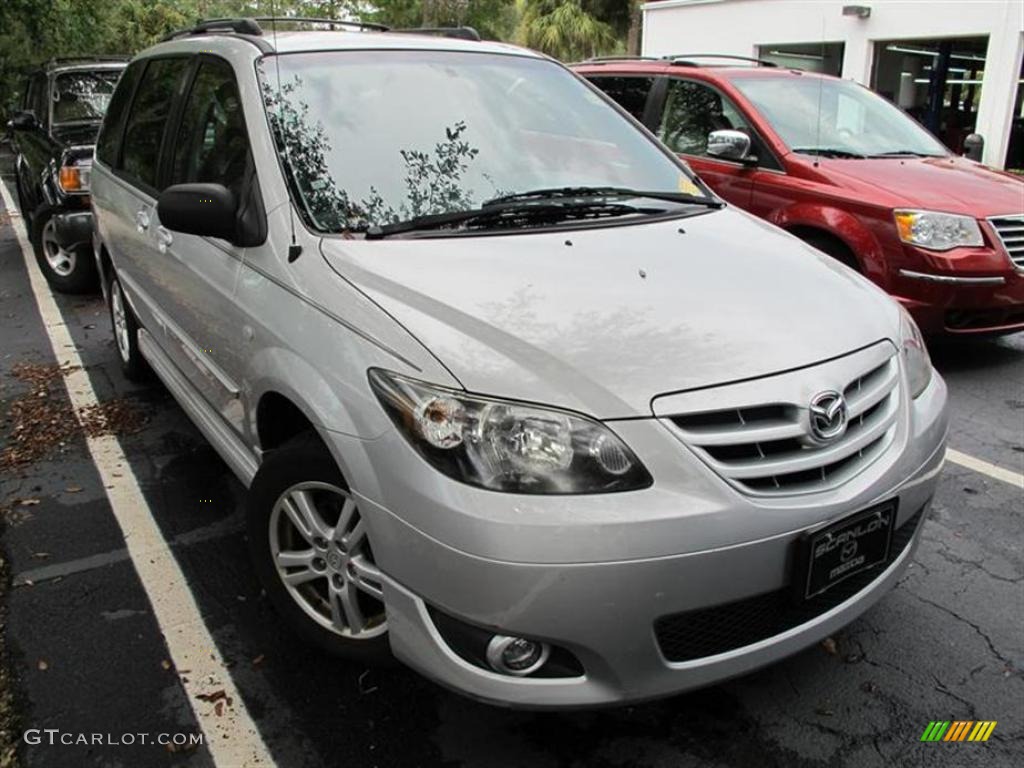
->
135;209;150;233
156;227;173;254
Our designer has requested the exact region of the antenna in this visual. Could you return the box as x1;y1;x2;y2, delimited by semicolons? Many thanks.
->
268;0;303;262
813;18;825;167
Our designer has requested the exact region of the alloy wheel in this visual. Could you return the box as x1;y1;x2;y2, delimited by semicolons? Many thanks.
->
110;281;131;364
269;482;387;639
41;218;76;277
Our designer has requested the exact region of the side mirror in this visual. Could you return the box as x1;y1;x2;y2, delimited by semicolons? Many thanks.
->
7;111;38;131
157;183;238;242
707;129;755;164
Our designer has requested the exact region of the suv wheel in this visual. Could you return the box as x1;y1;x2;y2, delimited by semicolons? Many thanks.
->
107;275;149;381
248;434;390;661
32;209;97;293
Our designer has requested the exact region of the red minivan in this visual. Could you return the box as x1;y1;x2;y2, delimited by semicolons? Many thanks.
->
575;56;1024;336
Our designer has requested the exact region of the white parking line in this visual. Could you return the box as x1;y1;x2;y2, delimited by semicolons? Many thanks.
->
0;181;273;767
946;448;1024;490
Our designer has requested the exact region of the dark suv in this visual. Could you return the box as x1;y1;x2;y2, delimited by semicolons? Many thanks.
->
9;57;126;292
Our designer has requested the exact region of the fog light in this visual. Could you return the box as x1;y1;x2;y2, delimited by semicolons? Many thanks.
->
486;635;551;676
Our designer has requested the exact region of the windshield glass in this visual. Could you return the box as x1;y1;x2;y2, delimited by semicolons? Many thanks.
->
53;69;122;123
732;75;948;158
259;50;705;233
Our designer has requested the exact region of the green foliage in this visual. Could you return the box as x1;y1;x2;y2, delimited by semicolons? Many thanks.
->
0;0;637;120
514;0;619;62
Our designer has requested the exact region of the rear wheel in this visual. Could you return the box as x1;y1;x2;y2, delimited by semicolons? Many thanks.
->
107;275;149;382
247;434;390;661
31;209;97;293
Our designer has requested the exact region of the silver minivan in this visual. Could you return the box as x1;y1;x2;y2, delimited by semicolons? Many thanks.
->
91;19;948;707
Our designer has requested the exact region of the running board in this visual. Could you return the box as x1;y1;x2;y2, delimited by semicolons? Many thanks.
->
138;328;259;486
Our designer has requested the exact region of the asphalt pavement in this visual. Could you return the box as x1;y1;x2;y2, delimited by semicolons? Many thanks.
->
0;151;1021;768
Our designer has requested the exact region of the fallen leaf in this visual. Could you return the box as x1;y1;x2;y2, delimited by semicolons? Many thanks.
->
821;637;838;656
161;660;172;671
65;486;83;493
196;689;227;703
19;499;40;506
37;660;48;671
31;552;50;560
214;700;225;717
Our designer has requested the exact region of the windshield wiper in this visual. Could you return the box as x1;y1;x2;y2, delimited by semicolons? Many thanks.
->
482;185;723;209
868;150;944;158
364;199;670;240
792;147;866;159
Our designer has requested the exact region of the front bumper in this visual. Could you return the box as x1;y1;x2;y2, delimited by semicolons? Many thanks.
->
891;245;1024;336
330;372;948;708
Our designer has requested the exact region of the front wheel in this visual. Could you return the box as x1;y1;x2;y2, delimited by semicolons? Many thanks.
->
32;209;97;293
247;434;390;661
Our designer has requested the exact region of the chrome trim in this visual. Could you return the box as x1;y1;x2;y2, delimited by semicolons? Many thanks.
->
660;343;900;497
987;213;1024;270
898;269;1005;286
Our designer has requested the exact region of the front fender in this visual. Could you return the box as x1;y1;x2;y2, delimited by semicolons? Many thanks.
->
246;346;393;447
766;203;888;282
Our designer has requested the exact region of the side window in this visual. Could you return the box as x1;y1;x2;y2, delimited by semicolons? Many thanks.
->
96;62;143;167
588;76;655;122
658;79;753;157
29;75;49;126
120;58;186;191
171;59;251;197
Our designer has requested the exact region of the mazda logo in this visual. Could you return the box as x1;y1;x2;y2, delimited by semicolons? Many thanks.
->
809;391;848;442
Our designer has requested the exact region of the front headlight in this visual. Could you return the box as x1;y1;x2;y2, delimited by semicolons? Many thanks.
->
894;209;983;251
58;162;91;193
369;369;652;494
899;306;932;399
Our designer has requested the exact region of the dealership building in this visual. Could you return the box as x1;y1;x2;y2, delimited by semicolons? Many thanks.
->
641;0;1024;170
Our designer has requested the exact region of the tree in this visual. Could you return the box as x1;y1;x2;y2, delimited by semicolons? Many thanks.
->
514;0;618;62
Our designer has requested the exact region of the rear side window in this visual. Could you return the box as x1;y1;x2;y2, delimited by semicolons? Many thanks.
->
171;59;251;198
96;62;143;167
120;58;187;191
588;76;655;122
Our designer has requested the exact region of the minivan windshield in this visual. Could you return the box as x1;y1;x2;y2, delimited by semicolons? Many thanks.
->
259;50;707;233
53;69;122;124
732;75;948;159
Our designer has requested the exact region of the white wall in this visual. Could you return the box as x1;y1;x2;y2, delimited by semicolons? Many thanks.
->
642;0;1024;168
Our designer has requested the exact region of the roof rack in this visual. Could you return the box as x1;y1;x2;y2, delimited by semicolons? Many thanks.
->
161;17;482;44
252;16;388;32
392;26;481;42
579;55;662;64
663;54;778;67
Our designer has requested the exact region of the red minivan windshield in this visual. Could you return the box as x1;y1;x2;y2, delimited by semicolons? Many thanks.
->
732;75;948;159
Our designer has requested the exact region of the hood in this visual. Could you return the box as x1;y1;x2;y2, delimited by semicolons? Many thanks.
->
815;155;1024;216
51;122;100;148
322;209;899;418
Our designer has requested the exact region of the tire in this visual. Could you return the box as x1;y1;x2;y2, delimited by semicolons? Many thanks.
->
107;275;150;382
799;232;861;273
31;207;98;294
247;434;391;662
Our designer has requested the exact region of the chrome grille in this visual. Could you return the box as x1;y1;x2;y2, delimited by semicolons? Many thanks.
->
664;351;900;496
990;214;1024;269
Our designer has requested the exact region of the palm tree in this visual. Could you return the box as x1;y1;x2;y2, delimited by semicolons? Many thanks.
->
515;0;617;62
